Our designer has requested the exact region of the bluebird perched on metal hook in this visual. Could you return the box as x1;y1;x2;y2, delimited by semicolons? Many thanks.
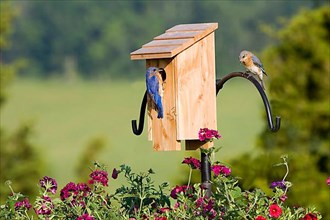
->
239;50;268;90
146;67;164;119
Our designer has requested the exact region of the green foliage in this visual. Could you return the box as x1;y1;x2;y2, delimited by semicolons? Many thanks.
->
232;6;330;218
113;164;170;218
0;1;15;107
5;1;316;79
0;2;43;204
0;155;322;219
0;122;43;203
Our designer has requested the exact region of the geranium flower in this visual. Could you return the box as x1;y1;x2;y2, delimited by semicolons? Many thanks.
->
14;198;32;210
34;195;53;215
327;176;330;186
60;182;77;201
88;170;108;186
301;213;318;220
170;185;192;199
255;216;267;220
39;176;57;194
198;128;221;142
182;157;201;169
60;182;91;206
269;203;282;218
211;164;231;176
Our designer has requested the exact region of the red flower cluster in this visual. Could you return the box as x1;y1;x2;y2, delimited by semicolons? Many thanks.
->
60;182;91;207
14;198;32;211
211;164;231;176
88;170;108;186
198;128;221;142
269;204;282;218
301;213;318;220
195;197;217;219
182;157;201;169
255;216;266;220
170;185;193;199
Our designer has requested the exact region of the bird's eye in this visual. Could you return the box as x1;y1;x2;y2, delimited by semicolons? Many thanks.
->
242;55;245;58
153;68;157;72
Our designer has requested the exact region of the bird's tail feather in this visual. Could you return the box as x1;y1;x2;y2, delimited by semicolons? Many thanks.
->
154;95;164;119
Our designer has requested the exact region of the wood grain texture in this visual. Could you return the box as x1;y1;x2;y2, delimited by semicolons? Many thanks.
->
146;59;181;151
130;23;218;60
132;23;218;151
166;23;218;32
175;32;217;142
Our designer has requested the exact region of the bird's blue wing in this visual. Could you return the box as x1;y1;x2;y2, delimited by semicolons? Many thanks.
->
146;75;159;99
252;55;267;76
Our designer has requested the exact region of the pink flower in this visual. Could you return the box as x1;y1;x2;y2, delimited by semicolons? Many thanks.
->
170;185;193;199
159;207;171;213
182;157;201;169
34;196;53;215
198;128;221;142
269;203;282;218
60;182;91;206
211;164;231;176
39;176;57;194
88;170;108;186
15;198;32;210
60;182;77;201
327;177;330;186
280;194;288;202
255;216;267;220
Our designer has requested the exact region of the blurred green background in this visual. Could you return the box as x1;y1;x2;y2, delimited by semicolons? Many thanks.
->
1;0;329;218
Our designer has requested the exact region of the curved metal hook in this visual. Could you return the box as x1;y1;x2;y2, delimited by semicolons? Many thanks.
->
131;91;147;135
216;72;281;132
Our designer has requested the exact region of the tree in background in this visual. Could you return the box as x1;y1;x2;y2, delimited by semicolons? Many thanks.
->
0;2;42;203
4;1;314;79
75;136;106;183
232;6;330;218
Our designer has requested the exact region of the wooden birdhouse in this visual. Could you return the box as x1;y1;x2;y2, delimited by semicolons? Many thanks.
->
131;23;218;151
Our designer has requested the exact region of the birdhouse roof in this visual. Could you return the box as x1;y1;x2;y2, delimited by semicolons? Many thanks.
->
130;23;218;60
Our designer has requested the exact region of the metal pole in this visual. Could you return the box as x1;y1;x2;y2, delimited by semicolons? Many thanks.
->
201;151;212;197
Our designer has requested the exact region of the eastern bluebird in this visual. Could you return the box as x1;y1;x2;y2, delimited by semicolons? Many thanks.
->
146;67;164;119
239;50;268;90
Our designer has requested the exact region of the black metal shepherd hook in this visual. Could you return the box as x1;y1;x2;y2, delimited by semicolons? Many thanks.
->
131;91;147;135
216;71;281;132
131;71;281;135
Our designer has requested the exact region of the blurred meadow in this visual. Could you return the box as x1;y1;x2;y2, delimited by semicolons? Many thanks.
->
1;0;329;218
0;78;262;188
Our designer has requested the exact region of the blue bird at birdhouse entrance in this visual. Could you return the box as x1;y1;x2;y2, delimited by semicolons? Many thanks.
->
146;67;165;119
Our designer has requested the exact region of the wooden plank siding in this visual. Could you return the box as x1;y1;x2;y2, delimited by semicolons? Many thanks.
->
131;23;218;151
130;23;218;60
